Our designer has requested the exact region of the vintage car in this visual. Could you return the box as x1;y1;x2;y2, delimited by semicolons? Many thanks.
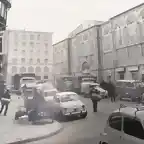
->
52;92;87;120
116;80;144;102
99;104;144;144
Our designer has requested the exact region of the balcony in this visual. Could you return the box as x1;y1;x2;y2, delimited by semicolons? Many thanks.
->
1;0;12;8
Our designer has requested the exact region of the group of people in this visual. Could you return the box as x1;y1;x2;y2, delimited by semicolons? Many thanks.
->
0;88;11;116
90;79;116;112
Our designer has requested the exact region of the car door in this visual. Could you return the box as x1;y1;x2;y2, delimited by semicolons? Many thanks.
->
104;113;123;144
122;116;144;144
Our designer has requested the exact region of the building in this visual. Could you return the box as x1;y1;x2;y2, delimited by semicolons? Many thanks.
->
53;3;144;82
101;3;144;81
0;0;11;76
69;25;102;81
53;38;70;77
4;30;53;85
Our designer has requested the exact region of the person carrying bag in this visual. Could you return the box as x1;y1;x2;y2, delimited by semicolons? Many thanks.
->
0;89;11;116
90;86;102;112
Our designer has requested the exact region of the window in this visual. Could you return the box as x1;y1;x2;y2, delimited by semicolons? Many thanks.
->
12;58;17;65
109;115;122;131
30;35;34;40
30;42;34;48
4;8;7;19
119;72;124;80
20;67;26;73
37;34;40;40
131;71;138;80
44;66;49;72
142;74;144;82
44;59;48;64
29;59;33;64
35;67;41;73
123;117;144;139
83;33;88;41
21;58;25;64
45;51;48;55
125;82;135;88
37;59;40;63
45;43;48;49
12;66;17;73
28;66;34;73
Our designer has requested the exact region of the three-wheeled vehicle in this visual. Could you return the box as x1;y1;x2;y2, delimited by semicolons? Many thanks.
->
15;84;54;123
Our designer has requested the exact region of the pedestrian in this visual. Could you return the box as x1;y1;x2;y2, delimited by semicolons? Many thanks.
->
107;80;116;102
0;89;11;116
90;85;102;112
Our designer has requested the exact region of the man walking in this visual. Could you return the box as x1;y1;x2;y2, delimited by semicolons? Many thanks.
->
0;89;11;116
90;85;101;112
107;80;116;102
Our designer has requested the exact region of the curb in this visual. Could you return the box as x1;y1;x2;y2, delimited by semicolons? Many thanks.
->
7;123;64;144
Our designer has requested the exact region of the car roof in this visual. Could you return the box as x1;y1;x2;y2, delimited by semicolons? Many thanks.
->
116;80;139;83
57;92;77;97
113;105;144;120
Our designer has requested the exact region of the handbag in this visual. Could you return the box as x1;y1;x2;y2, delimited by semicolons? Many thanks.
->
92;93;102;101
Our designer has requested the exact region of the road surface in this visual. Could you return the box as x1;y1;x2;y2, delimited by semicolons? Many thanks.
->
28;97;116;144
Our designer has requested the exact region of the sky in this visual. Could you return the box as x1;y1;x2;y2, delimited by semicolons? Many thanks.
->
7;0;144;43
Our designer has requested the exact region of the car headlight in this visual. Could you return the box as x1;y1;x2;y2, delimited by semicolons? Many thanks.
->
82;105;86;111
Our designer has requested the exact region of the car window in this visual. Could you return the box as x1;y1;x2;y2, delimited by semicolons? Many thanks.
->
123;117;144;139
60;94;78;102
116;82;123;87
124;82;135;88
109;115;122;131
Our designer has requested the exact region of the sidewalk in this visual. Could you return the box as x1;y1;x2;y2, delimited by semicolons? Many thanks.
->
0;95;63;144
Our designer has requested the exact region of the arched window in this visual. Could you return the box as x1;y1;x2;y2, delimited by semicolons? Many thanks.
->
20;67;26;73
11;66;17;73
44;66;49;73
81;62;90;71
28;66;34;73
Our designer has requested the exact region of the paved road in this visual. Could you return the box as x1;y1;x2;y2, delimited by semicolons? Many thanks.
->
28;97;125;144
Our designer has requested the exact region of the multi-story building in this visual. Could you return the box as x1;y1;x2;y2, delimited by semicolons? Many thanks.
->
0;0;11;76
70;25;101;80
4;30;53;85
53;38;70;77
101;3;144;81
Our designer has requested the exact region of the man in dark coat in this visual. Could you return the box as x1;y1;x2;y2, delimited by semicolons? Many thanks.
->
0;89;11;116
107;80;116;102
100;80;108;91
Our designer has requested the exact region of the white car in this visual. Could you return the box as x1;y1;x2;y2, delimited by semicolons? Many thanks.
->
52;92;87;120
99;104;144;144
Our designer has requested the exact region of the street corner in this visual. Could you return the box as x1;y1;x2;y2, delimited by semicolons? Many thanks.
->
4;120;64;144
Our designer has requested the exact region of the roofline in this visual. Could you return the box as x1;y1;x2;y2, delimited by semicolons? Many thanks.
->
53;38;69;46
6;29;53;34
70;24;101;38
110;3;144;20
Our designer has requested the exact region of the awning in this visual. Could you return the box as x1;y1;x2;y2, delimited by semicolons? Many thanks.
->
128;66;138;72
116;67;125;72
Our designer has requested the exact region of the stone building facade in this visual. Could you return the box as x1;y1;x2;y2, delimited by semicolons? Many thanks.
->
53;38;70;77
101;3;144;81
70;26;100;79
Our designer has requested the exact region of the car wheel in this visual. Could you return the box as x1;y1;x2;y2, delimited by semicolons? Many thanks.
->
81;111;87;119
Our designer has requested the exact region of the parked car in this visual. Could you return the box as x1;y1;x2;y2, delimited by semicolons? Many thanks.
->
52;92;87;120
116;80;144;102
99;104;144;144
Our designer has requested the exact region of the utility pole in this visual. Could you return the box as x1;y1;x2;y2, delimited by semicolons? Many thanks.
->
97;25;103;83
